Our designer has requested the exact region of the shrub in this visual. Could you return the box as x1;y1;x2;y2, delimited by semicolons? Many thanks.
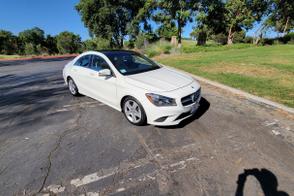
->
234;31;246;43
124;40;134;49
279;32;294;44
24;43;36;55
261;38;274;45
244;36;253;43
144;41;173;57
146;49;161;57
83;37;110;51
135;34;146;49
211;33;227;45
56;31;82;54
36;44;48;55
95;37;110;50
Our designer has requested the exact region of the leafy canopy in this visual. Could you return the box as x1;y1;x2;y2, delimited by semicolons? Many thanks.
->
76;0;146;48
56;31;82;54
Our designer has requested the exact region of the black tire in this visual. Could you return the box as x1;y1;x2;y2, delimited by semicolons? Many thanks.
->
67;78;80;96
122;97;147;126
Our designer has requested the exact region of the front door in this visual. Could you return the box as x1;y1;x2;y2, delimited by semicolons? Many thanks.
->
87;55;118;107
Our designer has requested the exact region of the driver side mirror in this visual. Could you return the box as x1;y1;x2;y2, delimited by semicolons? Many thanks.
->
98;69;112;77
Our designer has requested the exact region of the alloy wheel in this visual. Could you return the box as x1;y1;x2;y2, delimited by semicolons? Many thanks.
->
124;100;142;123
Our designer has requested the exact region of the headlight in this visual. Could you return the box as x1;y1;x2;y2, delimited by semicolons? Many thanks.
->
146;93;177;106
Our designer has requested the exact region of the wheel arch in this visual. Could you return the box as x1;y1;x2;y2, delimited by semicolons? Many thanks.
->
67;76;72;82
120;95;132;111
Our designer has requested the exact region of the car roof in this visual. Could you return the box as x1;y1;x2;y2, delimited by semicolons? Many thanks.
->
98;50;138;55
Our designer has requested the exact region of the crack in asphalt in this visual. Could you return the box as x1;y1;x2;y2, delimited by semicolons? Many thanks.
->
37;127;77;194
36;100;83;194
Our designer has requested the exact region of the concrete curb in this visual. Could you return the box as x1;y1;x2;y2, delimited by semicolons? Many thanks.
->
167;66;294;115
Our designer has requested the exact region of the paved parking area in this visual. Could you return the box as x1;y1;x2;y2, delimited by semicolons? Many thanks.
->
0;58;294;195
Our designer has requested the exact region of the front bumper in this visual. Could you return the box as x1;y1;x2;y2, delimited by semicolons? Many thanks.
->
148;97;201;126
145;84;201;126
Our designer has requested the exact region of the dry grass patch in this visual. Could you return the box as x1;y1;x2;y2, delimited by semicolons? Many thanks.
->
199;63;282;78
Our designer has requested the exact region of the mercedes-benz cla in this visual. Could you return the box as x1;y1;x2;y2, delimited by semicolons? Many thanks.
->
63;50;201;126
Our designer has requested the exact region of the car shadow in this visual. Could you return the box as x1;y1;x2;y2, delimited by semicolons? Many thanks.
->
0;72;68;133
156;97;210;129
235;168;289;196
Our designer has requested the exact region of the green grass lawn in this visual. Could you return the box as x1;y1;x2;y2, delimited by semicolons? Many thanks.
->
154;44;294;107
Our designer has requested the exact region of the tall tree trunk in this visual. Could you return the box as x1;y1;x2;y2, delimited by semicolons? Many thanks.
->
227;26;234;45
254;33;263;45
120;37;124;48
254;24;266;45
197;31;207;46
283;16;290;35
177;19;182;48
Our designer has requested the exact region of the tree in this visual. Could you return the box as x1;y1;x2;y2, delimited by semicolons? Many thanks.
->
190;0;226;45
18;27;45;54
224;0;270;44
267;0;294;35
19;27;45;46
154;0;194;47
56;31;82;54
156;21;178;40
0;30;18;54
76;0;146;48
128;0;157;44
83;37;110;51
44;35;58;54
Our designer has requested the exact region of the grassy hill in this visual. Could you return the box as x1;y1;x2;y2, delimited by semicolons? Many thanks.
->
154;43;294;107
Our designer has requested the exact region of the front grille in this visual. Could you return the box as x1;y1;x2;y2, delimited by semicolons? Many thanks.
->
181;88;201;106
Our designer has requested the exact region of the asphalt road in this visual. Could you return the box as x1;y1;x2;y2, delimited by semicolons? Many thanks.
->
0;58;294;196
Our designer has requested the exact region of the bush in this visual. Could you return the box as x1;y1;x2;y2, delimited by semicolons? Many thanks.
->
244;36;253;43
56;31;82;54
144;41;173;57
234;31;246;43
211;33;227;45
36;44;48;55
135;34;146;49
24;43;36;55
124;40;134;49
83;38;111;51
279;32;294;44
145;49;161;57
0;30;19;54
261;38;274;45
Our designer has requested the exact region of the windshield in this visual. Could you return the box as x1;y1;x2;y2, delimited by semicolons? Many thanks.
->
103;51;161;75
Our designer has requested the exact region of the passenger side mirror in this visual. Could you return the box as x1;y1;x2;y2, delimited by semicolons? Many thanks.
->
98;69;112;77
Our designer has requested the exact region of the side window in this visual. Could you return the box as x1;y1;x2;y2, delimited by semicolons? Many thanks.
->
74;55;91;67
91;55;110;71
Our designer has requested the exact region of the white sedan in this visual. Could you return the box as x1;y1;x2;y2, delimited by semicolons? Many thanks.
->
63;50;201;126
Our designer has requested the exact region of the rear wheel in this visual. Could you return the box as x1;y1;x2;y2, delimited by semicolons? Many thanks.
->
68;78;79;96
123;97;147;126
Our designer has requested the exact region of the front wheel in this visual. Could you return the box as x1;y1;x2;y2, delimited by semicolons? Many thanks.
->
123;97;147;126
68;78;80;96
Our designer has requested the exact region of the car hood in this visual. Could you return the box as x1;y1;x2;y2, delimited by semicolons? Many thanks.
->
125;67;193;92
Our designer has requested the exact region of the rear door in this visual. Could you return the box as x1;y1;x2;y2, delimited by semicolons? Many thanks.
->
71;55;92;95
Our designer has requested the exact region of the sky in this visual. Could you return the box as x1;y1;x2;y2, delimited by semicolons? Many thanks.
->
0;0;275;40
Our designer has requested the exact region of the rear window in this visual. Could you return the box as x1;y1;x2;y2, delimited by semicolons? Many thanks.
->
74;55;91;67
